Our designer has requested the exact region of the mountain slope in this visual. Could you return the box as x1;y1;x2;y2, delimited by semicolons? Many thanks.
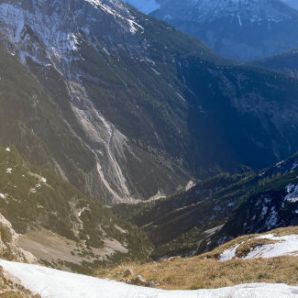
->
211;157;298;247
2;0;298;206
0;0;213;203
281;0;298;10
114;153;298;258
256;49;298;79
148;0;298;61
0;145;151;272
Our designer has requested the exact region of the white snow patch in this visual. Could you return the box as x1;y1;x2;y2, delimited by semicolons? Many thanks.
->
285;184;298;203
147;190;166;202
114;224;128;234
1;260;298;298
264;207;278;229
185;180;196;191
237;14;242;27
245;234;298;259
0;193;6;199
77;207;89;217
6;168;12;174
220;244;240;262
220;234;298;261
84;0;143;34
291;161;298;171
28;172;47;184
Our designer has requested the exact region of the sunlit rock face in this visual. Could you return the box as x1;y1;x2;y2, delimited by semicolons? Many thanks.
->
0;0;192;204
2;0;298;206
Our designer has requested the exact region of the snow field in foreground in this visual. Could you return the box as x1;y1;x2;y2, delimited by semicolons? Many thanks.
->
1;260;298;298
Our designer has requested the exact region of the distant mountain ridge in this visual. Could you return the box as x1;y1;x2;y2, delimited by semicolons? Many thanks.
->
256;49;298;79
126;0;298;61
281;0;298;10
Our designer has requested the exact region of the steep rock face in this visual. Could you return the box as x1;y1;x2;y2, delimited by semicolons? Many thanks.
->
215;158;298;244
0;0;194;203
0;212;36;263
2;0;298;206
149;0;298;61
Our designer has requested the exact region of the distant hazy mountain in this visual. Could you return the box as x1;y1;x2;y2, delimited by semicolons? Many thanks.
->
123;0;160;13
257;49;298;79
281;0;298;10
125;0;298;61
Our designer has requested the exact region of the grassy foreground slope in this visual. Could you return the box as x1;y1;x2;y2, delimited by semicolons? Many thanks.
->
97;227;298;290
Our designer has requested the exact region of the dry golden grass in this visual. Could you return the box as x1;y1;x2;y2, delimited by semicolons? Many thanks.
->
269;226;298;236
97;256;298;290
97;227;298;290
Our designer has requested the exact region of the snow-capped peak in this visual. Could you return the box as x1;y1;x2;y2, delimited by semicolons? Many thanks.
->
147;1;298;27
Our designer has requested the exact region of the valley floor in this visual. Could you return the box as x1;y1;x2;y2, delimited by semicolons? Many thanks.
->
1;259;298;298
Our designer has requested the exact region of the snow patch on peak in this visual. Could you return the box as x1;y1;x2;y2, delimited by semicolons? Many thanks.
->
84;0;102;7
84;0;143;33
